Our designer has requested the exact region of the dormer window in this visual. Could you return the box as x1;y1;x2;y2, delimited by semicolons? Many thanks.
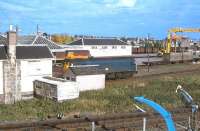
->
102;46;108;49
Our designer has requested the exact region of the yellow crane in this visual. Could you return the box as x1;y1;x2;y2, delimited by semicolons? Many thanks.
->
165;27;200;54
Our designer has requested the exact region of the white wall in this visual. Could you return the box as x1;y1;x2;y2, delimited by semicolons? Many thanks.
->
20;59;52;92
76;74;105;91
84;45;132;57
0;62;3;94
57;82;79;101
64;45;132;57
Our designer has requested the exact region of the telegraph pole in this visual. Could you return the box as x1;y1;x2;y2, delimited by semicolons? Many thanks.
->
147;34;150;72
37;24;39;35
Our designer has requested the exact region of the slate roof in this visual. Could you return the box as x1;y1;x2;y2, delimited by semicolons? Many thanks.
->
0;35;63;50
69;66;105;76
16;45;53;59
0;46;7;60
0;45;53;60
0;35;7;45
17;35;35;45
33;36;63;49
68;38;128;46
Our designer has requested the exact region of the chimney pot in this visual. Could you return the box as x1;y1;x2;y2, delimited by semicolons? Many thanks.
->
7;31;17;64
9;25;14;31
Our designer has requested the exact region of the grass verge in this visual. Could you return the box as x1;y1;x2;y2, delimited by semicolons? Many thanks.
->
0;71;200;121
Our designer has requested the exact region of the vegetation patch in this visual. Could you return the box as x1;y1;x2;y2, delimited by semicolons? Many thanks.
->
0;72;200;121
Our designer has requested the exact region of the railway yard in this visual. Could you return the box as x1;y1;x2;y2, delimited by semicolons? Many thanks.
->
2;0;200;130
1;63;200;130
1;27;200;131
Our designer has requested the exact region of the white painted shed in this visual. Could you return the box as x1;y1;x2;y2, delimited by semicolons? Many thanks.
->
64;66;105;91
34;77;79;101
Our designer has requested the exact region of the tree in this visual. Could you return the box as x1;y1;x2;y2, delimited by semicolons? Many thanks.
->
51;34;74;44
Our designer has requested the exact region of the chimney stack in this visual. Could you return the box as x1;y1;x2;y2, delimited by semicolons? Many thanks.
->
7;31;17;64
4;28;18;104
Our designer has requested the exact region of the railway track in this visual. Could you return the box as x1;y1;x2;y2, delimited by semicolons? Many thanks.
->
0;107;196;131
135;67;200;78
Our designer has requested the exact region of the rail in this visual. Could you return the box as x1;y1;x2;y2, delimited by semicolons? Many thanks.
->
0;107;193;130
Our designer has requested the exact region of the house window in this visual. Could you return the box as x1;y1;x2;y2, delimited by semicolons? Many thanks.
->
35;85;41;89
121;46;126;49
112;46;117;49
91;46;97;49
102;46;108;49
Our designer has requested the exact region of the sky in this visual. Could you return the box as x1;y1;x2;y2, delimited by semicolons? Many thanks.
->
0;0;200;39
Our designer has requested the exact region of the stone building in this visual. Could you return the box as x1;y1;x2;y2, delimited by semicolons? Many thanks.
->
0;31;53;104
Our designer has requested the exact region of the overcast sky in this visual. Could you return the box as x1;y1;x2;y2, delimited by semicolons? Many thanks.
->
0;0;200;38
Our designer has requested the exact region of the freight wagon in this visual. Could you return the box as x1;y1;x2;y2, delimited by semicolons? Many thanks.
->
65;56;137;79
163;51;200;63
132;47;159;54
